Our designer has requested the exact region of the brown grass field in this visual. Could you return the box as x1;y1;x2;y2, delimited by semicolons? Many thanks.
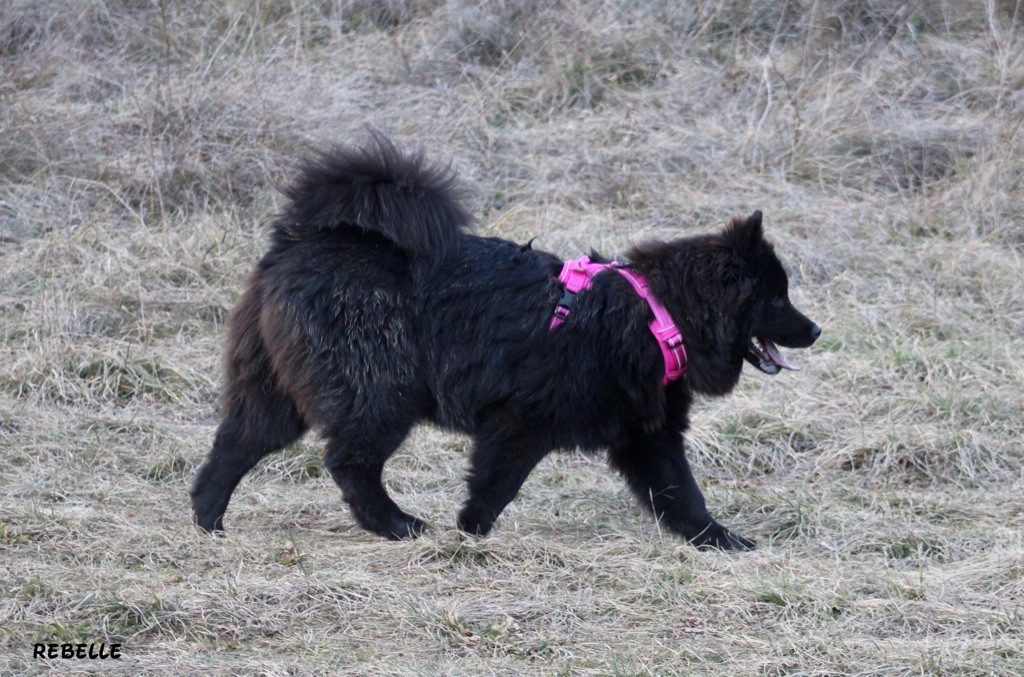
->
2;1;1023;674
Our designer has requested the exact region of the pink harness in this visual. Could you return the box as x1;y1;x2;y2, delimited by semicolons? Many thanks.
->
549;256;688;385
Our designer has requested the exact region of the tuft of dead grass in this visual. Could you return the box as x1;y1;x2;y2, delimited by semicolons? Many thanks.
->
2;0;1024;673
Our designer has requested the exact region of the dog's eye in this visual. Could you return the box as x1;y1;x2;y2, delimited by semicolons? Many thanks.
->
771;296;785;309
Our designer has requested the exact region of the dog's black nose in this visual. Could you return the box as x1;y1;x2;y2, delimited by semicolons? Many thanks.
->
810;324;821;340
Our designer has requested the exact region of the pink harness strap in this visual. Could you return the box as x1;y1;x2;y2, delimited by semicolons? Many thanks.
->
549;255;688;385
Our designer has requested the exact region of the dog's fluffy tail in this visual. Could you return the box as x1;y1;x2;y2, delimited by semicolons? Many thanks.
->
272;131;472;262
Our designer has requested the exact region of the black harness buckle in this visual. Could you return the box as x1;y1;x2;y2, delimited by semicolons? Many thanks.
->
551;286;578;323
553;287;577;319
557;286;578;309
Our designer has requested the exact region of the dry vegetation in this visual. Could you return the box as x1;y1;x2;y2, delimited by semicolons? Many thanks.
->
2;0;1023;673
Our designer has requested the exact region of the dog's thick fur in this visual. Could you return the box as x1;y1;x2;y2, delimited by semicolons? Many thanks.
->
190;133;820;550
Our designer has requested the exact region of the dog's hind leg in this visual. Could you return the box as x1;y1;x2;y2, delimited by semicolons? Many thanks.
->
191;386;307;533
457;418;550;536
324;418;427;540
610;430;755;551
192;279;310;533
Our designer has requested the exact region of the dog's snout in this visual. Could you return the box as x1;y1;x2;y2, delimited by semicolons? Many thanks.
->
809;324;821;341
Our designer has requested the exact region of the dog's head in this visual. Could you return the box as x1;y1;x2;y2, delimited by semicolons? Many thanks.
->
628;211;820;396
722;210;820;376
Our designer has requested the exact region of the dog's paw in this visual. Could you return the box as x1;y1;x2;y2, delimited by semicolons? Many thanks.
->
383;513;429;540
455;510;495;537
193;511;227;536
690;523;757;552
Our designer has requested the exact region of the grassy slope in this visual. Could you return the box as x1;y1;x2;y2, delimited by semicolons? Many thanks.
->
1;1;1022;673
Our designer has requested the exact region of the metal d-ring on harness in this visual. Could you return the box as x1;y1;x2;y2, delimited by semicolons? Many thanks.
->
548;255;688;385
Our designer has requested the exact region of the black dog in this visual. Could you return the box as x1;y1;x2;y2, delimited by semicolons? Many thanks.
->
190;133;820;550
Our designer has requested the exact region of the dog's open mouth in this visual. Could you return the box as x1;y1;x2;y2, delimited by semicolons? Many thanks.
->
746;337;800;375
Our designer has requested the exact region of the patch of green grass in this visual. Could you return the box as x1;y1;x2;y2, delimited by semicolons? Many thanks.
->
0;521;44;545
882;534;946;561
434;611;558;660
94;597;193;641
32;620;99;645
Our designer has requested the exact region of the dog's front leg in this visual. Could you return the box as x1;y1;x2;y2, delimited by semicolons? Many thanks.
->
610;429;755;551
457;424;550;537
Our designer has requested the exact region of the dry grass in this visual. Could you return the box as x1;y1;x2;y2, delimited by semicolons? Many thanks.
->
2;0;1023;673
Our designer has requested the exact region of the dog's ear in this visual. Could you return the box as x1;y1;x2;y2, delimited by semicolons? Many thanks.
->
724;210;763;259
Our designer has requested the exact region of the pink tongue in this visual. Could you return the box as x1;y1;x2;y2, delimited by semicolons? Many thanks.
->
765;339;800;371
